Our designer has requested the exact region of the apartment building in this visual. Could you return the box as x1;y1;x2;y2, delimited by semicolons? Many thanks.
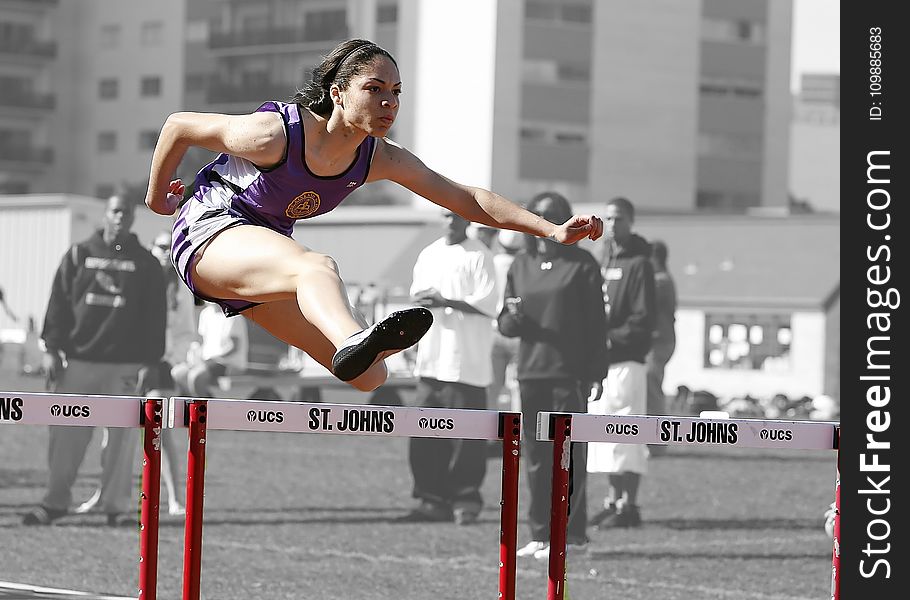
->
2;0;791;210
0;0;58;194
790;73;839;212
183;0;792;211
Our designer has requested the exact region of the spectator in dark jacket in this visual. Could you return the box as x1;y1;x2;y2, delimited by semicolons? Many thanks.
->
587;196;655;529
498;191;608;560
23;195;167;526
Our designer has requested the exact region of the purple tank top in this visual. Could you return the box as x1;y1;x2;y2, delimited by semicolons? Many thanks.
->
190;101;377;236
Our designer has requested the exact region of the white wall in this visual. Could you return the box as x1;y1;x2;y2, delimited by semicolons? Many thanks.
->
663;308;827;399
411;0;498;202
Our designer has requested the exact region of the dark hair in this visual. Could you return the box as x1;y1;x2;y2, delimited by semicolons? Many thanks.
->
607;196;635;221
524;191;574;254
293;39;397;117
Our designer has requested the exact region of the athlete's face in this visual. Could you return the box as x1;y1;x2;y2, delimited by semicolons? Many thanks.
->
334;56;401;135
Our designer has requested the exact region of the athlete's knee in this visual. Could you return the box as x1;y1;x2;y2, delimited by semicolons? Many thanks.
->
298;252;340;277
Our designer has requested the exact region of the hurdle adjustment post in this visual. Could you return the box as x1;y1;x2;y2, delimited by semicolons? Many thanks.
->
547;414;572;600
139;398;163;600
498;412;521;600
183;400;208;600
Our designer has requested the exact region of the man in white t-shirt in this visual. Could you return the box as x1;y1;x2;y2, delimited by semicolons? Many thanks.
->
172;301;248;398
400;210;498;525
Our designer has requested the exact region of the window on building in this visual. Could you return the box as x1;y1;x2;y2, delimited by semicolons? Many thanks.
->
140;76;162;97
304;9;347;41
699;77;763;99
704;314;792;371
99;24;121;49
554;132;586;145
95;184;116;199
561;3;593;23
702;17;765;45
0;180;29;194
185;73;207;92
526;1;592;24
523;59;590;84
99;78;118;100
0;22;36;45
97;131;117;153
696;190;761;210
138;130;159;151
377;4;398;24
520;127;546;141
697;132;762;159
141;21;163;46
557;62;590;82
185;20;208;43
525;1;558;20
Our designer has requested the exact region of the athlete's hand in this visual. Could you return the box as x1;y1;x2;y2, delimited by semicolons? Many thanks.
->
147;179;185;216
553;214;603;245
163;179;186;215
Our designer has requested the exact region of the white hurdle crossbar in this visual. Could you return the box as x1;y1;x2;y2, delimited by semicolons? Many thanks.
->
167;397;522;600
0;391;166;600
536;412;841;600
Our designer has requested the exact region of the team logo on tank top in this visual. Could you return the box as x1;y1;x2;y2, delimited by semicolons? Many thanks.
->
286;191;321;218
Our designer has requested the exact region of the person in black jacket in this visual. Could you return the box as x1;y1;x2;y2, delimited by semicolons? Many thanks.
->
587;196;655;529
23;195;167;526
498;191;608;560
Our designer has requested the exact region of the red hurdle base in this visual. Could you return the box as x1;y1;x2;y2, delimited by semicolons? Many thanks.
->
139;398;164;600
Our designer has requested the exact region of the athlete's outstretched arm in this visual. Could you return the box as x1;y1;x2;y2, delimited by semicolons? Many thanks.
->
144;111;286;215
372;139;602;244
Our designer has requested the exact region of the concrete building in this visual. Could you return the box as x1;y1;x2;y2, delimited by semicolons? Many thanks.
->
182;0;794;210
789;73;839;212
2;0;794;208
0;0;58;194
0;0;185;198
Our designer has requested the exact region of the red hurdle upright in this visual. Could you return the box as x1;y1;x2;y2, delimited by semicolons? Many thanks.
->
174;397;522;600
182;400;208;600
499;412;522;600
138;397;164;600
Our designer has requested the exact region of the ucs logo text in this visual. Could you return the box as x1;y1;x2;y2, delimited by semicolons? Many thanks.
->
247;410;284;423
605;422;638;436
50;404;91;418
759;428;793;441
418;417;455;430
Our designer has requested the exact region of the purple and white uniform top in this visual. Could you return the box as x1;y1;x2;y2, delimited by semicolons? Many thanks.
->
171;101;377;315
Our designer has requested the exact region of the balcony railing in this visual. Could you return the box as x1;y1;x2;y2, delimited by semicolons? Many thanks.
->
0;89;55;109
0;145;54;164
206;81;298;105
209;26;346;49
0;37;57;58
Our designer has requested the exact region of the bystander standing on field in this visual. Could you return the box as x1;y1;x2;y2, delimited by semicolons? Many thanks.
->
22;195;167;526
587;196;656;529
400;210;498;525
498;191;607;560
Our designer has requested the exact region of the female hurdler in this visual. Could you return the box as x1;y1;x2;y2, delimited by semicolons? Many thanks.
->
145;38;602;392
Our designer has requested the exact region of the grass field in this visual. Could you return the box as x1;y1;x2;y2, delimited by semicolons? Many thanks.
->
1;371;838;600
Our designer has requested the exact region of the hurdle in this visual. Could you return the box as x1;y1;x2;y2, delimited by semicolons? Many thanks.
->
0;391;165;600
536;411;841;600
167;397;522;600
